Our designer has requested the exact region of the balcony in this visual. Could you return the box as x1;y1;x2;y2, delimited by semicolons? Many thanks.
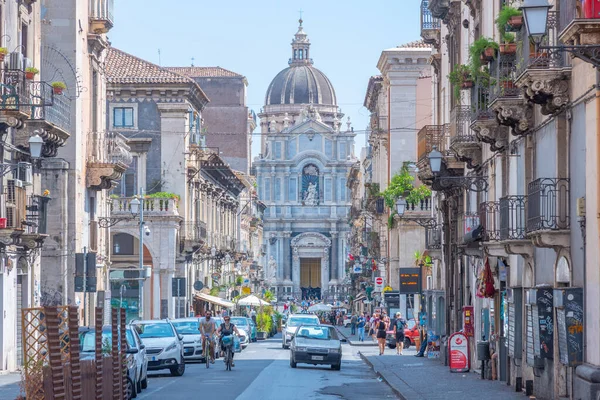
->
86;132;132;191
526;178;569;248
26;83;71;157
450;106;481;170
427;0;453;19
558;0;600;51
515;11;571;116
425;227;442;260
499;196;527;241
0;188;49;249
110;196;181;218
458;212;483;245
179;221;207;253
488;53;533;138
405;197;432;215
420;0;441;47
479;201;500;242
89;0;114;34
0;70;54;124
417;124;461;181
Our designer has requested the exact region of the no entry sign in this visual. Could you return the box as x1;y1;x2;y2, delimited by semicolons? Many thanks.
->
449;332;470;373
374;277;384;292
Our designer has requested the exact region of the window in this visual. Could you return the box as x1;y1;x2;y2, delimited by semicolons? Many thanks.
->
289;177;297;202
287;139;297;158
324;139;333;158
113;107;134;128
324;178;332;202
273;142;282;160
264;178;271;201
274;178;281;201
112;233;134;255
338;142;347;160
339;178;347;201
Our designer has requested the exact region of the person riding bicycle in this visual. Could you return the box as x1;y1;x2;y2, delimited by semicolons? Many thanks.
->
198;310;216;364
217;314;240;367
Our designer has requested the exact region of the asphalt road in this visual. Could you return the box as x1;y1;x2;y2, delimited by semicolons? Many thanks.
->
137;333;399;400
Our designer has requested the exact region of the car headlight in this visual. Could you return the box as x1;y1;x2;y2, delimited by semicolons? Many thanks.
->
165;341;178;352
329;348;340;354
295;347;307;352
195;338;202;343
127;355;135;370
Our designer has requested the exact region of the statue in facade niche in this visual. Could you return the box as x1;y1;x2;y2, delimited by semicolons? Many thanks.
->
299;106;310;123
304;182;318;205
283;113;290;129
268;256;277;283
269;118;277;132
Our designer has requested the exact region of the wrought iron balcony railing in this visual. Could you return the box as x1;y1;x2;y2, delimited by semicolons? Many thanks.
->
421;0;441;45
499;195;527;240
459;212;481;243
480;201;500;241
417;124;450;168
526;178;569;232
516;11;566;78
181;221;207;242
489;53;520;104
425;227;442;250
31;88;72;134
87;131;132;167
0;71;55;115
451;106;477;143
469;80;495;123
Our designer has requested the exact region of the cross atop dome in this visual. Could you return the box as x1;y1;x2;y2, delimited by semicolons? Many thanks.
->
290;18;312;66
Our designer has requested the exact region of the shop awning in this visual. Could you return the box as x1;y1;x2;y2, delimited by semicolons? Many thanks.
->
354;293;366;302
194;293;234;309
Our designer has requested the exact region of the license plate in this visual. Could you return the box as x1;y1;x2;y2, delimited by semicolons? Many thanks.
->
311;355;324;361
152;356;156;361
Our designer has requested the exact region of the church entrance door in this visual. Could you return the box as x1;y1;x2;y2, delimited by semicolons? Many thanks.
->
300;258;321;300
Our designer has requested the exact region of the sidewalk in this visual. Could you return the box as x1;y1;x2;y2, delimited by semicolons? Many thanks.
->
359;352;523;400
335;325;377;346
0;373;22;399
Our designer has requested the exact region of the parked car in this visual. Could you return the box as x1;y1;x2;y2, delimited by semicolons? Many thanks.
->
238;328;250;349
79;326;142;399
386;319;419;349
132;319;185;376
289;325;345;370
172;318;205;361
230;317;256;343
126;325;149;394
249;318;259;341
269;315;278;337
282;313;321;349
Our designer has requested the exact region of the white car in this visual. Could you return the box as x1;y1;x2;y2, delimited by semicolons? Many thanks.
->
172;318;205;361
126;325;149;394
281;314;321;349
133;319;185;376
238;328;249;349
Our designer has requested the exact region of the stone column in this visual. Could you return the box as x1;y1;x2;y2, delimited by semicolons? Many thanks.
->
321;248;330;300
330;232;338;283
283;232;292;281
292;248;301;295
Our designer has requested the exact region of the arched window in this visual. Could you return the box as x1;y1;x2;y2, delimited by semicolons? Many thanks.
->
113;233;135;255
299;49;304;59
301;164;319;205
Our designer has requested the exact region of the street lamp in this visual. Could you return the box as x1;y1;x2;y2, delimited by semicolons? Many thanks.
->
426;148;488;192
28;132;44;160
428;146;443;175
130;197;140;216
520;0;552;46
395;197;407;216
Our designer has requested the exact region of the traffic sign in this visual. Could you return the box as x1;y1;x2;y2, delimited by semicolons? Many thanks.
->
374;277;384;292
242;287;251;295
243;278;250;285
193;281;204;291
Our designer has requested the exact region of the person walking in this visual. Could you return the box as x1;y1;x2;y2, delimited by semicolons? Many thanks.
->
375;314;388;355
393;312;407;355
357;313;366;341
350;313;357;335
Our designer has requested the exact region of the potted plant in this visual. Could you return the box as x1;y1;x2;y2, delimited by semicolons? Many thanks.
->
499;32;517;55
0;48;8;63
448;64;473;101
25;67;39;80
470;37;499;65
496;5;523;34
51;81;66;95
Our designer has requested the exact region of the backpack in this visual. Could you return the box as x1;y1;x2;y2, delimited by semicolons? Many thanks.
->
395;319;406;331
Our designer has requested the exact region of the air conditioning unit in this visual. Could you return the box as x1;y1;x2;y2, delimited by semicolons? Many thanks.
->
9;52;23;70
13;179;24;188
17;162;32;186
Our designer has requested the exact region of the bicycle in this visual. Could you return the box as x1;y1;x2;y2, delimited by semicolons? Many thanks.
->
203;336;211;369
222;335;234;371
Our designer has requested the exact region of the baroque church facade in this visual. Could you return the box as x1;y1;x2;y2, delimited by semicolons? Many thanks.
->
255;20;355;301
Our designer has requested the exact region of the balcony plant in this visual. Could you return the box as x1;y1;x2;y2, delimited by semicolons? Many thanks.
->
0;48;8;62
448;64;473;101
382;163;432;228
25;67;39;80
499;32;517;55
496;4;523;33
469;37;499;66
51;81;66;95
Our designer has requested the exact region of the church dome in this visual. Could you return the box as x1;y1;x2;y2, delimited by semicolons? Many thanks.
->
264;19;337;106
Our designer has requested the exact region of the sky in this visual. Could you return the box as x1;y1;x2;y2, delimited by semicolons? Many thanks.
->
109;0;422;157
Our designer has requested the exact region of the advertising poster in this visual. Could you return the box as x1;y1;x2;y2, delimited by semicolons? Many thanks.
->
449;332;470;372
427;330;440;359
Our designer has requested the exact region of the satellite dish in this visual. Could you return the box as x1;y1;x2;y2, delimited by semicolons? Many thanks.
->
193;281;204;291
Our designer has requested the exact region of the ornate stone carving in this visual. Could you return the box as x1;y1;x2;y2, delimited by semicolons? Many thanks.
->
450;139;481;170
86;162;127;191
471;118;508;151
516;69;570;116
491;98;534;136
291;232;332;248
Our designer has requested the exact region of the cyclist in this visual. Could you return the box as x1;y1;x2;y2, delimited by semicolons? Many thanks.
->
198;310;216;364
217;314;240;367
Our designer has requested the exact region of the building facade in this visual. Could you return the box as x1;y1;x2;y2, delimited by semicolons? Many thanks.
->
255;20;355;302
167;67;255;174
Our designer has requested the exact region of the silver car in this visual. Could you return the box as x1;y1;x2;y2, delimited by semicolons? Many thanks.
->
289;325;345;370
282;314;321;349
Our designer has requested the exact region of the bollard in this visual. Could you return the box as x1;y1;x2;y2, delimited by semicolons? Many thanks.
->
516;377;522;392
525;380;534;396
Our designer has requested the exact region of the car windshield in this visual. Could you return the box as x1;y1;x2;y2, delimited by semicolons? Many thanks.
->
230;317;249;327
80;329;133;352
296;326;335;340
172;321;200;335
135;323;175;338
288;317;319;327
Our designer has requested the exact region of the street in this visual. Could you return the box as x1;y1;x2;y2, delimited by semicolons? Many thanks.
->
137;333;398;400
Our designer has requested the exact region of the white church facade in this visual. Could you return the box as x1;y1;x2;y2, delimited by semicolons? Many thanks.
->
255;20;355;301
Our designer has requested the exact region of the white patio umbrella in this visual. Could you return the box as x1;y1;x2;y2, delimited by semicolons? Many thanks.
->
308;303;332;312
237;294;271;307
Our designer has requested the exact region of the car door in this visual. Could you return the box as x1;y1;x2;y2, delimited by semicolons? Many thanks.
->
132;328;148;380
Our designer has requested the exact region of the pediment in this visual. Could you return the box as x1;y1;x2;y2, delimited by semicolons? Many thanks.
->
284;119;333;135
291;232;331;248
